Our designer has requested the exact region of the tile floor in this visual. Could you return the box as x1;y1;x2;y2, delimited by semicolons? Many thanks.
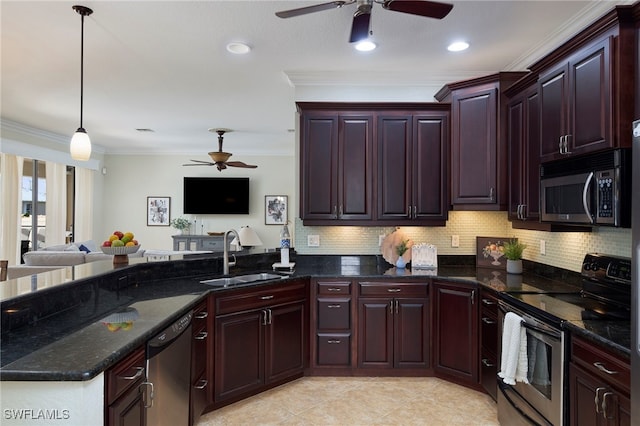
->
197;376;499;425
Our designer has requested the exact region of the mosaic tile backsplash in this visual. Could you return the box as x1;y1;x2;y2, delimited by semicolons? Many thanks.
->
294;211;631;273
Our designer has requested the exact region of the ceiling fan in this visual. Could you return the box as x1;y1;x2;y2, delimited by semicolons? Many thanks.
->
183;129;258;172
275;0;453;43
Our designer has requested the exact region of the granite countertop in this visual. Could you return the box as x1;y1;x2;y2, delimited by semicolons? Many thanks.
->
0;253;630;381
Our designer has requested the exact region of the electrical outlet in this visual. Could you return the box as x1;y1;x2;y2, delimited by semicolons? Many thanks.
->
379;235;386;246
451;235;460;248
308;235;320;247
540;240;546;255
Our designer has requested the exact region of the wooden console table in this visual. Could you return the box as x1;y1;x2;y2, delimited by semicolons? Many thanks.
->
172;235;224;251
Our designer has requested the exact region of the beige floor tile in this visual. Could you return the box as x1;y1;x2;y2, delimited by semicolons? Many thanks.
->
197;377;498;426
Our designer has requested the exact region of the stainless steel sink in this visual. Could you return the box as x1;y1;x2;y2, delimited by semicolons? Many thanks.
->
200;273;285;287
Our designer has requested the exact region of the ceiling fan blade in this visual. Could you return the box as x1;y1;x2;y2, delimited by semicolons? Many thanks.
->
183;163;212;166
349;12;371;43
226;161;258;169
189;159;215;164
276;1;352;18
382;0;453;19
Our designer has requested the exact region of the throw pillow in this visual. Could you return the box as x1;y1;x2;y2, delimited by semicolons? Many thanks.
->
78;244;91;253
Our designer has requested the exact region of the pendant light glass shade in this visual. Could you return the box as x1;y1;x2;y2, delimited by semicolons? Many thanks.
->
70;5;93;161
70;127;91;161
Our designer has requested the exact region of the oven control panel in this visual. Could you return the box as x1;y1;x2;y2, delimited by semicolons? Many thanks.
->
581;253;631;283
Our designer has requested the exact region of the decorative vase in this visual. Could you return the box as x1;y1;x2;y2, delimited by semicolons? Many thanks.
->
506;259;523;274
396;257;406;269
175;229;183;235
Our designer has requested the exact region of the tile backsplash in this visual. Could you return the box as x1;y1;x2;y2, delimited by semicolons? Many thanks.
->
294;211;631;273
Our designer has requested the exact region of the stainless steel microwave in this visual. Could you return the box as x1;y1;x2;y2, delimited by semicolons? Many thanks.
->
540;149;631;227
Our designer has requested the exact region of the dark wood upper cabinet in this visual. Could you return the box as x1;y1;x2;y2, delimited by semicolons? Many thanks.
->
298;103;448;226
436;73;526;211
531;6;634;162
377;111;449;223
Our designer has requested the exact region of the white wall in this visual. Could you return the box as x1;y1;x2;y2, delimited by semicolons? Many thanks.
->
101;153;295;250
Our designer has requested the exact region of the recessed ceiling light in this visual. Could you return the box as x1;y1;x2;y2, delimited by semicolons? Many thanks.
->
448;41;469;52
355;40;376;52
226;42;251;54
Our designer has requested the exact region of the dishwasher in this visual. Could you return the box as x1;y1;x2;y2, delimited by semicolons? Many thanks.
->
146;310;193;426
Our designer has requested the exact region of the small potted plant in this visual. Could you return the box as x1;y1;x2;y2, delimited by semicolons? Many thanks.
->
170;217;191;235
395;239;410;269
503;238;527;274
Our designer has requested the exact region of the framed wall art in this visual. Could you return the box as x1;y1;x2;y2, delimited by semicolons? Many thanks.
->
265;195;287;225
147;196;170;226
476;236;509;269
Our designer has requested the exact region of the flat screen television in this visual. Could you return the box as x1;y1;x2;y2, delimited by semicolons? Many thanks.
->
183;177;249;214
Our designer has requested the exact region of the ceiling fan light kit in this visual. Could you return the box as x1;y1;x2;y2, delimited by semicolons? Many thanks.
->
275;0;453;45
183;128;258;172
70;5;93;161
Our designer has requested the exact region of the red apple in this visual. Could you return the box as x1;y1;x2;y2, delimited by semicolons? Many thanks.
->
113;231;124;239
103;240;112;247
131;239;139;246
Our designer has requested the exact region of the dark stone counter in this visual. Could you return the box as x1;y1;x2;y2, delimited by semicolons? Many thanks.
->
1;252;628;381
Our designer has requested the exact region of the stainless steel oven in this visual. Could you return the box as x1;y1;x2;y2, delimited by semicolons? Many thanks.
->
498;301;565;426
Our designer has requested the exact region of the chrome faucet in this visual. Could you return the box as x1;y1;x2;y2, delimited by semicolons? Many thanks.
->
223;229;241;275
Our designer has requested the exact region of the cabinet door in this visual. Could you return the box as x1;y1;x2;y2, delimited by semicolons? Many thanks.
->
432;281;478;384
451;86;498;205
524;90;541;220
106;383;146;426
338;115;373;220
413;114;448;220
568;38;612;156
265;302;305;384
358;298;394;368
377;114;412;220
214;310;264;402
394;298;429;369
539;63;569;163
507;97;525;221
300;113;338;219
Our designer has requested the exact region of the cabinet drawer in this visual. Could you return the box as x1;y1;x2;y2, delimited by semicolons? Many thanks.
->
480;293;499;316
571;336;630;392
317;280;351;295
201;238;223;250
317;298;351;330
480;349;498;401
317;333;351;366
480;312;498;357
106;347;146;405
359;282;427;297
216;280;306;315
192;300;209;329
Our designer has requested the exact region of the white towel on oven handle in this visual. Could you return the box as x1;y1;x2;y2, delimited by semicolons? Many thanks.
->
498;312;529;385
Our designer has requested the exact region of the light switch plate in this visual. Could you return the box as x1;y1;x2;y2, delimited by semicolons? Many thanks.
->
379;235;386;246
308;235;320;247
451;235;460;247
540;240;546;255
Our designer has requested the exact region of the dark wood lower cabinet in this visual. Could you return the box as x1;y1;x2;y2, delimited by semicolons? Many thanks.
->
105;347;146;426
431;280;479;386
357;282;429;370
213;281;307;406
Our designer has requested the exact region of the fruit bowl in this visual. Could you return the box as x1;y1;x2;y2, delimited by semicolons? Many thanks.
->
100;245;140;256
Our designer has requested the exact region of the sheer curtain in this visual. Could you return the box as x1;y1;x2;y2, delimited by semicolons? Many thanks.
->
0;153;24;265
74;167;94;243
45;161;67;246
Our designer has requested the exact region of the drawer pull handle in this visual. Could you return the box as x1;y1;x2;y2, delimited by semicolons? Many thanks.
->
194;331;208;340
481;317;496;324
194;379;208;390
481;299;496;306
260;295;275;300
327;339;341;344
194;311;208;319
120;366;145;380
387;288;401;293
327;304;342;308
481;358;495;367
142;381;154;408
593;362;618;375
594;387;606;414
327;288;343;292
602;392;615;420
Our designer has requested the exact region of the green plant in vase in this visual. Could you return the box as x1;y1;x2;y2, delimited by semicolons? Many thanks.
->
395;239;410;269
503;238;526;274
170;217;191;234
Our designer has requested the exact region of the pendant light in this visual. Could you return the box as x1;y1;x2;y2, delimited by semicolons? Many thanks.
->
70;5;93;161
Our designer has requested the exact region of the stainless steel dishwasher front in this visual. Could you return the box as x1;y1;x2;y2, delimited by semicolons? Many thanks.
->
146;310;193;426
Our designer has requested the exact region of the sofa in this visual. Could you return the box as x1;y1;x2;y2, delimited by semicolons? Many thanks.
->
21;241;145;266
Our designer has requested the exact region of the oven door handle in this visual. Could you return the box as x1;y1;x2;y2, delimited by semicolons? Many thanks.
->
520;320;561;342
582;171;595;224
